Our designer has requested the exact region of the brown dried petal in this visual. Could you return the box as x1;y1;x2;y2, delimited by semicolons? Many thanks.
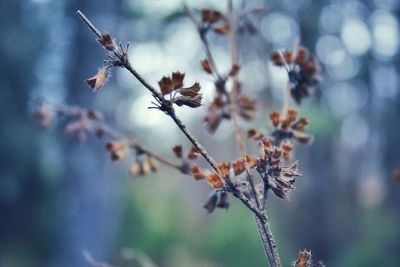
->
270;51;284;66
158;76;173;95
269;183;288;199
293;132;313;144
171;71;185;89
191;166;207;180
213;24;230;35
292;117;309;132
228;63;240;77
232;158;245;176
179;82;200;97
207;173;224;188
218;162;230;179
281;108;298;129
245;155;258;169
187;147;199;160
269;111;281;127
281;141;293;160
281;160;300;177
247;129;263;140
174;94;202;108
295;47;309;65
97;32;115;51
201;59;213;74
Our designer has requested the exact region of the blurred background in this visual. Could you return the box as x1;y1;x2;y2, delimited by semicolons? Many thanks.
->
1;0;400;266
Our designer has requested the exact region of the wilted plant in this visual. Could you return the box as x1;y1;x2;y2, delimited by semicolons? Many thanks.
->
34;1;324;266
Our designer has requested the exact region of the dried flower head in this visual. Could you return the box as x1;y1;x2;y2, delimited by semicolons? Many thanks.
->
268;109;313;145
270;46;320;104
295;250;312;267
157;72;202;108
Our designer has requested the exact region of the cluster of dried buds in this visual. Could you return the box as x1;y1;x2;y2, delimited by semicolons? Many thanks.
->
270;46;320;104
199;9;230;36
157;71;202;109
32;102;187;179
294;250;325;267
202;62;256;133
247;108;312;146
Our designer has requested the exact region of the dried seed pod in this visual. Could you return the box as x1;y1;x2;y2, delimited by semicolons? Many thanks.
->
191;166;207;180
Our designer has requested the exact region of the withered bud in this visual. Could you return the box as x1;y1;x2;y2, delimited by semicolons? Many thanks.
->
85;67;109;92
292;117;309;132
128;162;140;177
191;166;207;180
295;250;312;267
207;172;224;188
281;108;298;129
270;51;284;66
105;141;128;161
216;190;229;209
281;141;293;160
187;147;199;160
201;59;213;74
269;111;281;127
148;157;158;172
139;160;152;176
213;24;230;35
97;32;115;51
172;145;183;158
247;129;263;140
87;109;103;121
232;158;245;176
295;47;309;65
245;155;258;169
218;162;230;179
228;63;241;77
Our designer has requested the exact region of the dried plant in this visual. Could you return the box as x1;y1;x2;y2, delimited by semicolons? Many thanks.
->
33;1;325;266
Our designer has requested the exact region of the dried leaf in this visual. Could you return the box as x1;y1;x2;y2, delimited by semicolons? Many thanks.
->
85;67;109;92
